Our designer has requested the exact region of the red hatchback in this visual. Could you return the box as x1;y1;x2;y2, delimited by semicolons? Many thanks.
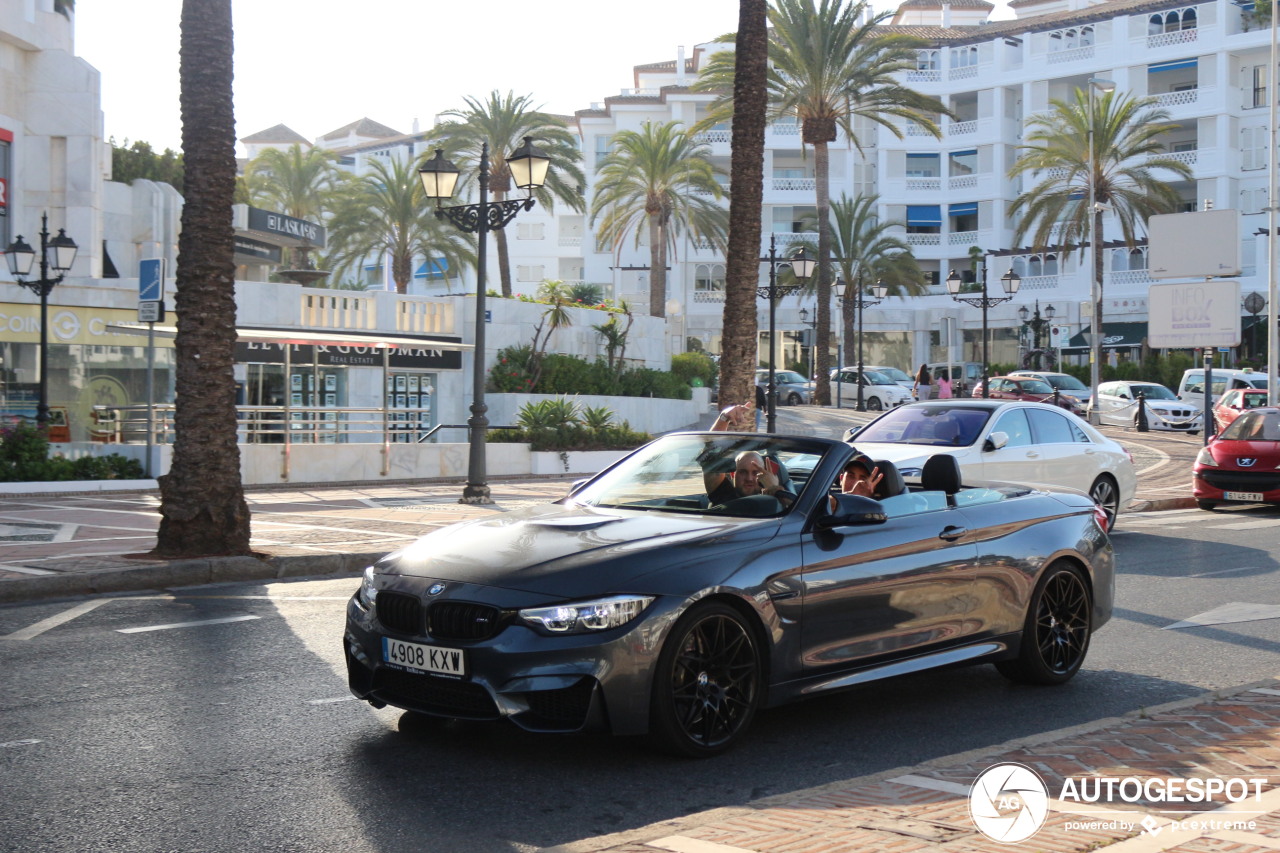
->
1194;408;1280;510
1212;388;1270;433
974;376;1080;413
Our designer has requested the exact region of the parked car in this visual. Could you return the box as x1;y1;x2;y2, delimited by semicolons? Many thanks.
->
928;362;984;398
843;399;1136;528
1177;367;1269;405
1213;387;1271;433
1194;407;1280;510
861;365;915;392
755;369;812;406
1008;370;1094;411
830;368;913;410
1093;381;1202;433
345;430;1114;756
972;375;1082;413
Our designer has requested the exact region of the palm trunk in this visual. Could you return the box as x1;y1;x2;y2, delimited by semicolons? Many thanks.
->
155;0;250;557
494;227;514;298
812;138;834;406
719;0;768;409
648;211;666;317
1093;205;1105;378
391;249;412;294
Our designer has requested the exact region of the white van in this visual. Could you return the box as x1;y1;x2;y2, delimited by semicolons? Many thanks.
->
1177;367;1270;404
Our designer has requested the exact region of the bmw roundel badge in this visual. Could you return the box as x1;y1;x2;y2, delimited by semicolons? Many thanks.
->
428;583;446;596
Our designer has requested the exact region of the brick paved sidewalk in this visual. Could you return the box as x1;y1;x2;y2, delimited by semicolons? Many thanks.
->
550;683;1280;853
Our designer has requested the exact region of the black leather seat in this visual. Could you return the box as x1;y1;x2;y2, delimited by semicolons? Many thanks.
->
921;454;962;501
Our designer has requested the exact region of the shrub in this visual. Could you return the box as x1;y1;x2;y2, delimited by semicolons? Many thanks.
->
489;399;649;450
490;350;691;399
671;352;717;389
0;423;145;482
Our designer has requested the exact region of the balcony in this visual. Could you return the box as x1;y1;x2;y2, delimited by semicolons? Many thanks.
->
692;289;726;304
906;178;942;192
907;69;941;83
558;235;583;247
1047;45;1095;65
906;233;942;247
1017;274;1061;291
949;64;980;81
771;177;817;192
1154;89;1199;108
1147;28;1198;49
949;120;978;136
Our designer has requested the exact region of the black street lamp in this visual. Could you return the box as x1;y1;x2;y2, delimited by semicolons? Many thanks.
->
1017;300;1056;366
835;278;887;411
5;212;78;426
757;236;814;433
798;306;818;382
946;264;1020;398
419;138;551;504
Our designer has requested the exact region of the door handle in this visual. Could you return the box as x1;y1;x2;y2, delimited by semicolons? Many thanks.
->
939;525;967;541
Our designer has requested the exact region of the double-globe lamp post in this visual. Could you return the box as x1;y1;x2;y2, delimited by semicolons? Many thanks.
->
834;278;887;411
1017;300;1056;356
757;236;814;434
419;138;551;504
946;265;1020;398
5;213;79;426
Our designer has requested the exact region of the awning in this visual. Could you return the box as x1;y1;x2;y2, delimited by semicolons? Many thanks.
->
907;205;941;226
106;324;472;350
949;149;977;158
1149;58;1197;73
949;202;978;217
1062;322;1148;351
414;258;450;279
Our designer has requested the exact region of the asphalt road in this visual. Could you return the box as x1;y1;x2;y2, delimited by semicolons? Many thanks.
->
2;503;1278;853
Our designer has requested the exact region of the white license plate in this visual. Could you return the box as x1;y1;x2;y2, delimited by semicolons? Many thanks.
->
382;637;466;676
1224;491;1265;502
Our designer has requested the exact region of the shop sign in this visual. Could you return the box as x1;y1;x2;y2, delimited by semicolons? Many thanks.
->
0;304;170;346
236;340;461;370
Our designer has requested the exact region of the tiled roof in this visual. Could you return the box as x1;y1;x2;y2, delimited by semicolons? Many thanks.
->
319;117;403;141
897;0;995;8
240;124;309;145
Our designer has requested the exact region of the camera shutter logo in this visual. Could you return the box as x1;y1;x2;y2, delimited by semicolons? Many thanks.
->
969;763;1050;843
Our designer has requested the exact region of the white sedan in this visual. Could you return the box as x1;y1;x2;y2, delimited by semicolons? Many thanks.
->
843;399;1137;528
830;369;913;410
1092;380;1202;434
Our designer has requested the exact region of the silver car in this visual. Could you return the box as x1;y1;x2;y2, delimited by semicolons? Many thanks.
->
1093;381;1202;434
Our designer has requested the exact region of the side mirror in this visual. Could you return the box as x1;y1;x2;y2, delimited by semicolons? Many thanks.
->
843;426;861;442
984;431;1009;452
1118;393;1129;400
817;494;887;530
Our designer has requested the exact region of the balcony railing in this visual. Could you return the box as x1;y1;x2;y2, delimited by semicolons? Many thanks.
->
907;69;941;83
772;177;817;192
949;120;978;135
1047;45;1095;64
692;290;726;304
949;65;979;80
1160;150;1198;166
1148;28;1198;49
1017;275;1060;291
949;230;981;246
1155;89;1199;107
906;233;942;246
558;235;583;247
949;175;978;191
906;178;942;191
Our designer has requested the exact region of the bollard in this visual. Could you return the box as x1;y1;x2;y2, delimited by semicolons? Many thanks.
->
1135;391;1150;432
1052;389;1061;408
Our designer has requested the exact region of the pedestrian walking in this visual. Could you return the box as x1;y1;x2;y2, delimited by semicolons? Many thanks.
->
913;364;933;401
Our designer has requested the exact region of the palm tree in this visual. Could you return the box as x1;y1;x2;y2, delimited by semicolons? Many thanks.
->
590;121;730;318
1009;87;1192;372
433;91;585;298
817;195;925;355
717;0;769;414
695;0;947;405
323;155;475;294
154;0;250;557
243;144;343;270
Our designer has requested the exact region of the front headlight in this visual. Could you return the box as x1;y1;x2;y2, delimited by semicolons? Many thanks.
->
1195;447;1218;467
357;566;378;608
519;595;654;634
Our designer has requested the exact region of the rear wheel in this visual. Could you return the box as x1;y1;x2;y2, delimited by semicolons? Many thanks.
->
1089;475;1119;531
866;397;883;412
786;392;802;406
650;603;762;758
996;562;1092;685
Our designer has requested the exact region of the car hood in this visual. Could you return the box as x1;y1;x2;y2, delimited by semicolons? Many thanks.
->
844;443;973;475
380;502;767;595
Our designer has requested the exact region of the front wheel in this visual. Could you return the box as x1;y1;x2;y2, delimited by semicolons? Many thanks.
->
996;562;1092;685
786;392;802;406
649;603;762;758
1089;475;1119;531
866;397;883;412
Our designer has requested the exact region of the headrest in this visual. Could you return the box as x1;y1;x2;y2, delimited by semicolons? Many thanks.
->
921;454;962;495
873;459;905;498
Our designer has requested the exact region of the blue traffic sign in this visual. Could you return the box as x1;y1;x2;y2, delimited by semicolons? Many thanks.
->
139;258;164;302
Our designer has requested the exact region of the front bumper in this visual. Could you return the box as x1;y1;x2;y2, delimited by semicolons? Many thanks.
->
343;589;676;736
1193;467;1280;502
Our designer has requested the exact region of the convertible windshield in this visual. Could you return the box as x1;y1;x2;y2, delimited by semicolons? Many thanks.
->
853;404;995;447
570;434;830;518
1135;384;1177;401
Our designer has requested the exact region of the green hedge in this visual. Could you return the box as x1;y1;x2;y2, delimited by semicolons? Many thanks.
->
489;346;692;399
0;422;144;482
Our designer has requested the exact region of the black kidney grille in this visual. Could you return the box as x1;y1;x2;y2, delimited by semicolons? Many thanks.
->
376;591;424;635
428;602;504;641
372;668;498;719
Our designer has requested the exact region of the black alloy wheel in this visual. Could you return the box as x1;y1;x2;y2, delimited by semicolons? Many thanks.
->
866;397;883;411
996;562;1092;685
1088;475;1119;531
650;603;762;758
787;392;802;406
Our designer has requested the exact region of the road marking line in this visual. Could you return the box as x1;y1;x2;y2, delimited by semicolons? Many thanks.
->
0;563;55;575
2;600;108;640
0;739;43;748
117;614;260;634
889;773;972;796
1164;602;1280;630
1187;566;1266;578
307;696;357;705
1210;520;1280;530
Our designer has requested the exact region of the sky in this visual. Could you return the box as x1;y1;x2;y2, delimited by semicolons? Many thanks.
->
74;0;1012;157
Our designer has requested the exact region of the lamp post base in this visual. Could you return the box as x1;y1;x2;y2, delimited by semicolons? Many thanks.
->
459;485;493;505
